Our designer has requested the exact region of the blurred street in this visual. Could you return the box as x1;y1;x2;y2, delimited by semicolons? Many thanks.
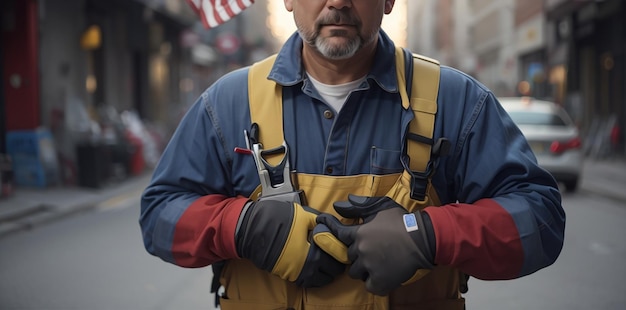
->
1;157;625;309
0;185;216;310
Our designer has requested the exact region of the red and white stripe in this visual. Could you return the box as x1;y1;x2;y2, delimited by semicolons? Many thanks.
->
186;0;255;29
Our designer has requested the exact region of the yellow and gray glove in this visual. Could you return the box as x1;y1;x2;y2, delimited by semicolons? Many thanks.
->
235;199;345;287
316;194;435;296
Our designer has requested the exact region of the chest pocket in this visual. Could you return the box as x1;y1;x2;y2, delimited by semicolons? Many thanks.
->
370;147;404;175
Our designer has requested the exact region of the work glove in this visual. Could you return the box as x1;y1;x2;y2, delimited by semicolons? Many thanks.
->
235;199;346;288
316;194;435;296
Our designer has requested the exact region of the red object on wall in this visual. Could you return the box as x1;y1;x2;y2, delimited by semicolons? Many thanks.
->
611;124;620;148
125;130;145;176
2;0;40;130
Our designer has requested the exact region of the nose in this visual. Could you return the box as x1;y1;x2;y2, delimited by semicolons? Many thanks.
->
327;0;352;10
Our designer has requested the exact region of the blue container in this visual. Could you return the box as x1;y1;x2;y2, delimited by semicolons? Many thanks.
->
5;129;59;187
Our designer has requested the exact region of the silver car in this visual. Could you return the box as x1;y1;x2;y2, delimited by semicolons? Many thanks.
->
500;97;583;192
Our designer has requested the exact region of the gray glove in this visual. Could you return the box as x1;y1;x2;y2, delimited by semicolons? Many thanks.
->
316;194;435;295
236;200;346;287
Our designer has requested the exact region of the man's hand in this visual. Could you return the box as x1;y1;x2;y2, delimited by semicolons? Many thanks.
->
316;194;435;296
235;200;345;287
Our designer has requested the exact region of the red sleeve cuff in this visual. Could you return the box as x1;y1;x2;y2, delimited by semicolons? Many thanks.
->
424;199;523;279
172;195;248;267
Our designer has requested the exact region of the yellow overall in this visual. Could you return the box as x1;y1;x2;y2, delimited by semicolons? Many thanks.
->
218;48;465;310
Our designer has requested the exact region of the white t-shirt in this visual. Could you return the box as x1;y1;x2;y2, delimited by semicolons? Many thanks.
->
306;73;367;113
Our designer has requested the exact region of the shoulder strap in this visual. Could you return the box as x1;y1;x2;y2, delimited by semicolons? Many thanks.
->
394;47;441;175
247;49;441;183
247;54;284;165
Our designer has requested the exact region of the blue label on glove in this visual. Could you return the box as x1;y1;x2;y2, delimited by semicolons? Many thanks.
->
403;214;418;232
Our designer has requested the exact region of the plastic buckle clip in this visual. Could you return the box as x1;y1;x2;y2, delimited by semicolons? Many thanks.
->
408;164;431;201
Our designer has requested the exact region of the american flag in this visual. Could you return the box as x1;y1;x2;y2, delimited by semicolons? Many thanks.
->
186;0;255;29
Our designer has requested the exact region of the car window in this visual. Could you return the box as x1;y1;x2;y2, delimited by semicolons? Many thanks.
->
507;111;567;126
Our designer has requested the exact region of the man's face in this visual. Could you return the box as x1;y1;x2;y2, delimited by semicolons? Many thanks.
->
285;0;395;60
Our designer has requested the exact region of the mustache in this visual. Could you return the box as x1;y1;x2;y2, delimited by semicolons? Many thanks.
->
316;10;361;28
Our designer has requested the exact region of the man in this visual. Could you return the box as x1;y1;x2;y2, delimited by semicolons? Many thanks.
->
140;0;565;309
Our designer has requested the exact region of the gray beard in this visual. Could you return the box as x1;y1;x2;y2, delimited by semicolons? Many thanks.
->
314;32;362;60
298;28;378;60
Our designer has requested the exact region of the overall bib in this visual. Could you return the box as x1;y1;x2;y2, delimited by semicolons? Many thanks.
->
218;48;465;310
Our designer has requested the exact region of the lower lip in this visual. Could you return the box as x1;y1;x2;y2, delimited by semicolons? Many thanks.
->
324;24;353;28
322;25;356;33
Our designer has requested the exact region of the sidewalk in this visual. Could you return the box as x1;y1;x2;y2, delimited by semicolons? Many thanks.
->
0;172;152;239
578;156;626;203
1;157;625;239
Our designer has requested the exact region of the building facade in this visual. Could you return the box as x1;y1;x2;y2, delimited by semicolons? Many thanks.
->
409;0;625;155
545;0;625;153
1;0;258;188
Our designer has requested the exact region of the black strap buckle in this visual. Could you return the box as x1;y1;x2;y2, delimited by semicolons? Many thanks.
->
406;138;451;200
432;138;451;158
409;168;430;201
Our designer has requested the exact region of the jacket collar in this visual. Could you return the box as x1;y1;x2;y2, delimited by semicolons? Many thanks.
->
266;30;400;94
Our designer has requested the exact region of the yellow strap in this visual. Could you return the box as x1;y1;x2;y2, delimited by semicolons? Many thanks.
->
394;47;440;173
247;54;284;165
248;49;440;173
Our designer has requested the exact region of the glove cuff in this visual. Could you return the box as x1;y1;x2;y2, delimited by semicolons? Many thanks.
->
234;201;254;257
233;199;295;271
421;211;437;256
409;211;436;265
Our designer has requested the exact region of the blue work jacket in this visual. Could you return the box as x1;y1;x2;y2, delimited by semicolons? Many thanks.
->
140;30;565;281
